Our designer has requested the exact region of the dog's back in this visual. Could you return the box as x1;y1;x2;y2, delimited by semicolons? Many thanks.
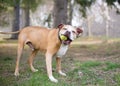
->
18;26;50;50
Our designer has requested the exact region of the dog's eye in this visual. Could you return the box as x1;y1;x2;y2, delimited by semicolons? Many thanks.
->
72;31;76;34
63;28;67;30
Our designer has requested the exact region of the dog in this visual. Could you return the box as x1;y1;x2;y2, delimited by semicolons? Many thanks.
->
0;24;83;83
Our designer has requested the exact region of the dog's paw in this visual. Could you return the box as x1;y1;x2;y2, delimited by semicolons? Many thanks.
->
32;69;38;72
49;76;58;83
14;72;20;76
59;71;66;76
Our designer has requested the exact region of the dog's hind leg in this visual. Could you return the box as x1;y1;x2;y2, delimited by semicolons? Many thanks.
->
14;42;24;76
28;50;38;72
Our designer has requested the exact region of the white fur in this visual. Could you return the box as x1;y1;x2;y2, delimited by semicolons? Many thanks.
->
59;70;66;76
31;67;38;72
57;44;68;58
59;25;77;41
49;75;58;83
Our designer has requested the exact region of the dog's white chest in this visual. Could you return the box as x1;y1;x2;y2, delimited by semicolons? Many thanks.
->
57;44;68;58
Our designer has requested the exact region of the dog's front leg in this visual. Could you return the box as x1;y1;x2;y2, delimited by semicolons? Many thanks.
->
45;52;58;83
56;57;66;76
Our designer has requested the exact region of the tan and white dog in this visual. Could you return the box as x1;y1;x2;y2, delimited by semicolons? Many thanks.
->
0;24;83;83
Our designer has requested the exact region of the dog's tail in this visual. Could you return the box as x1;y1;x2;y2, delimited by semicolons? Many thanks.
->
0;30;20;34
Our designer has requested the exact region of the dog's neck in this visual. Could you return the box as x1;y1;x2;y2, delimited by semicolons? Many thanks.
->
57;28;62;43
56;44;69;58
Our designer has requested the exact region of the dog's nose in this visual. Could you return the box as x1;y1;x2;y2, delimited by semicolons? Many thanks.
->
65;31;70;36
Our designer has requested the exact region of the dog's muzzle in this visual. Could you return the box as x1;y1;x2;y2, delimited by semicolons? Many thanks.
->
62;31;72;45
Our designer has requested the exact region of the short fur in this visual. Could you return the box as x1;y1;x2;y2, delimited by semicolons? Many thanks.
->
0;25;83;83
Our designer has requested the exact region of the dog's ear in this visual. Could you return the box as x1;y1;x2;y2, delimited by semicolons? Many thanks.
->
76;28;83;38
77;28;83;34
57;24;64;29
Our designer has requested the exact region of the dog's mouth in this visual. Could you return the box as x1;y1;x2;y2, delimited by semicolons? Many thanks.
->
62;37;72;45
62;31;72;45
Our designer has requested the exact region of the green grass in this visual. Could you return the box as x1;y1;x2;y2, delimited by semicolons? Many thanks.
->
80;69;105;86
72;61;105;86
0;56;120;86
80;61;101;68
73;61;120;86
103;62;120;71
114;73;120;86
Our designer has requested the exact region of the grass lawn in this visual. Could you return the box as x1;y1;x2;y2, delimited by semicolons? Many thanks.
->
0;38;120;86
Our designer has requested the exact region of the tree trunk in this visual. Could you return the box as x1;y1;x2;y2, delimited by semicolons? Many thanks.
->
11;0;20;39
24;5;30;27
53;0;68;27
87;16;93;37
105;20;109;41
68;0;74;24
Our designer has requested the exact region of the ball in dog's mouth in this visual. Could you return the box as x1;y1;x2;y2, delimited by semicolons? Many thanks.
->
62;37;72;45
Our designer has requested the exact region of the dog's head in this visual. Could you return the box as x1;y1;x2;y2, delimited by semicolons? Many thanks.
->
58;24;83;45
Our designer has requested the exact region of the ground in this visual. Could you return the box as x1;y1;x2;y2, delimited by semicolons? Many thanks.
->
0;37;120;86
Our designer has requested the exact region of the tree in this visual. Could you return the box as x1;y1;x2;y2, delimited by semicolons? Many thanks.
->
76;0;120;38
0;0;42;39
53;0;68;27
76;0;95;37
21;0;30;27
67;0;75;24
11;0;20;39
76;0;95;17
0;0;21;39
21;0;42;27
